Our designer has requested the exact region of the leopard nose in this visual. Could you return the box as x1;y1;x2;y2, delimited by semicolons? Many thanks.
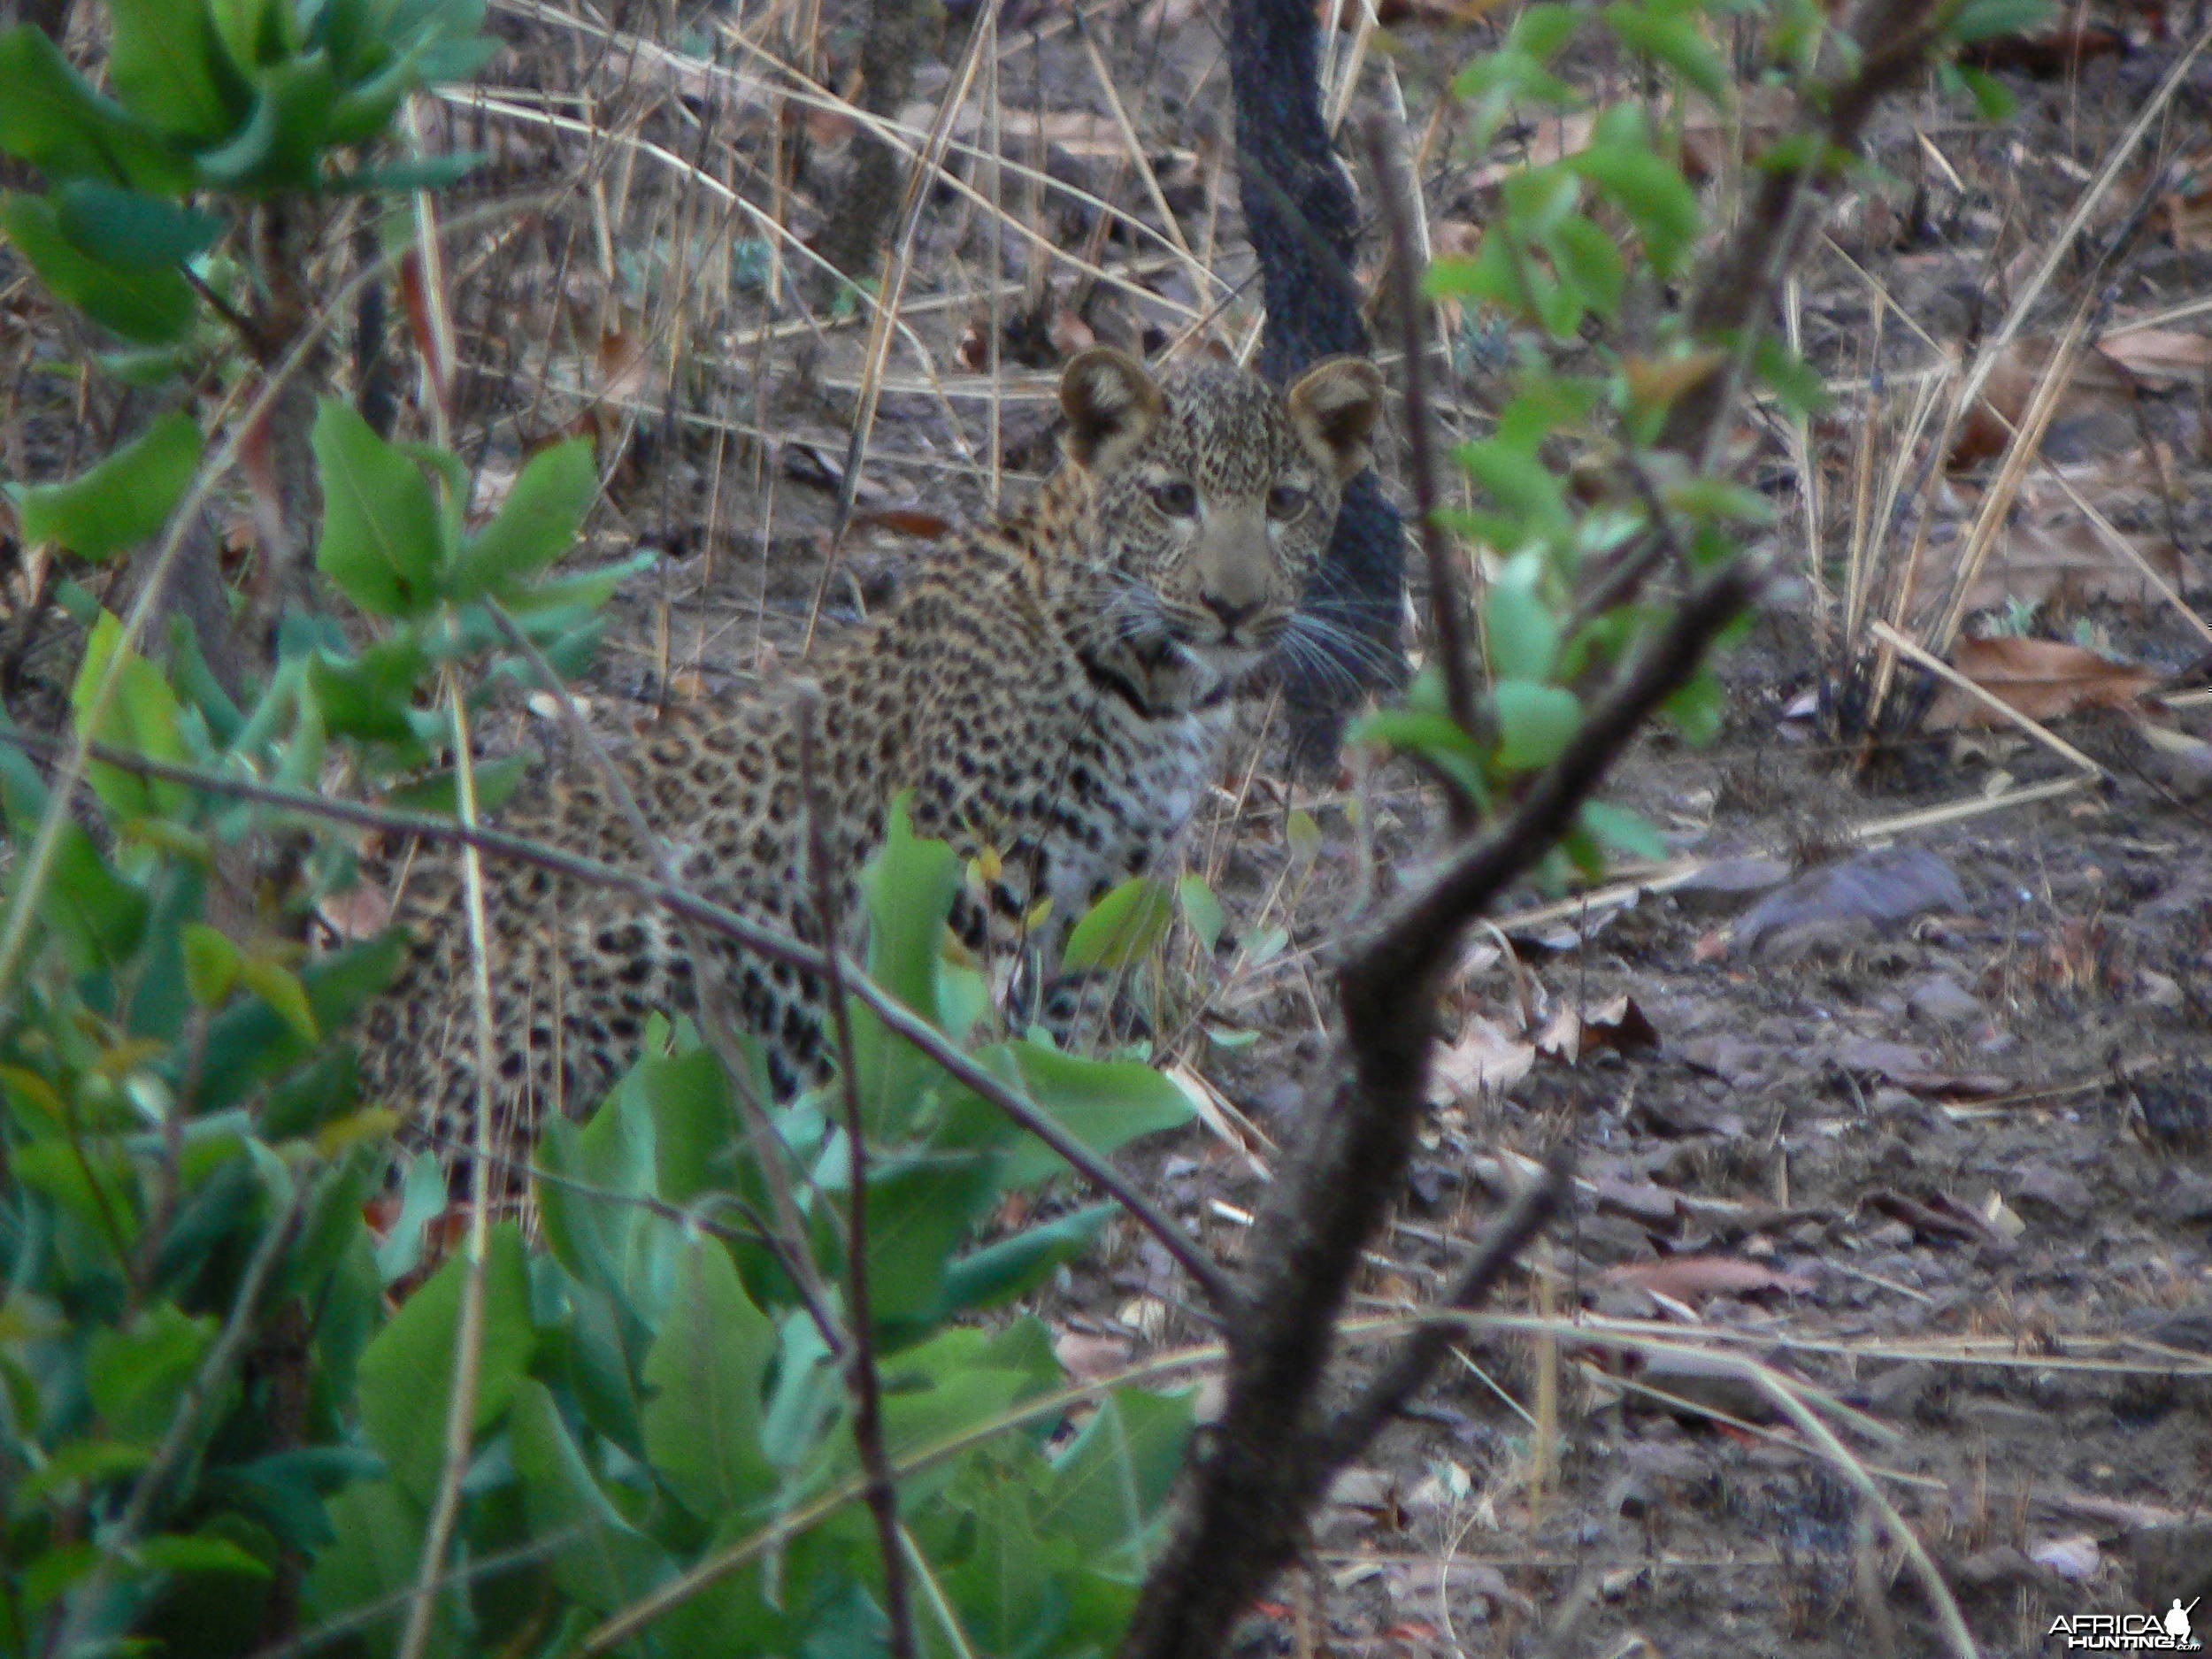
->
1200;591;1262;633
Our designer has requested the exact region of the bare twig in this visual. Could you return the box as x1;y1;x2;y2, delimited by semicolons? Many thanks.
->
1320;1148;1571;1465
1364;114;1479;832
796;703;916;1659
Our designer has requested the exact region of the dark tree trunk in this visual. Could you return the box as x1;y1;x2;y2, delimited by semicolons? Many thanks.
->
1229;0;1408;768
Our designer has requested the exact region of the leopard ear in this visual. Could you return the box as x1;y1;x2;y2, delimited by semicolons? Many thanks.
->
1286;357;1385;482
1060;348;1164;470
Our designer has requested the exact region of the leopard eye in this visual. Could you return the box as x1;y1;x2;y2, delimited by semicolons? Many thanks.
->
1267;484;1310;522
1148;480;1198;518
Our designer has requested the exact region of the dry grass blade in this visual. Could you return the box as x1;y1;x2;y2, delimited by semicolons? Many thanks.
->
1867;621;2108;774
395;677;499;1659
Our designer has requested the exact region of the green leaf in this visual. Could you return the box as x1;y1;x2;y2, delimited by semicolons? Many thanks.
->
986;1041;1193;1190
1603;2;1731;101
1484;579;1563;682
1041;1385;1194;1558
1661;666;1724;744
381;753;531;816
852;799;963;1133
511;1380;672;1614
1570;143;1701;275
497;549;655;614
1508;2;1583;59
303;1482;451;1658
14;411;201;560
311;398;444;617
237;955;319;1044
71;611;190;819
941;1202;1110;1313
88;1306;216;1442
109;0;249;142
195;56;338;194
859;1153;998;1328
641;1236;777;1520
1955;62;2017;120
0;26;188;189
1176;872;1225;953
1755;335;1830;419
0;192;196;342
0;742;148;970
1578;799;1668;862
1492;679;1582;771
642;1044;739;1208
1948;0;2054;42
1546;213;1626;322
311;633;432;743
354;1222;533;1502
1348;706;1488;803
1455;434;1569;532
181;923;242;1006
136;1533;271;1579
17;1440;152;1505
1061;875;1173;973
54;182;221;271
211;0;296;74
447;440;598;601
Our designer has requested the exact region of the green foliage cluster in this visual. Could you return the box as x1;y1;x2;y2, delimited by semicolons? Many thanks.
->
0;0;488;364
1354;0;2039;883
2;4;1204;1651
1;403;1202;1655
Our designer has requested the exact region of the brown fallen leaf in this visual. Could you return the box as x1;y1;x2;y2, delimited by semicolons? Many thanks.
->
1925;634;2164;731
848;507;954;540
1599;1255;1815;1302
1536;994;1659;1064
1432;1015;1536;1098
1961;22;2124;74
1911;510;2181;613
1732;848;1968;960
1054;1328;1134;1382
1948;336;2135;468
2097;326;2212;382
1864;1189;1994;1246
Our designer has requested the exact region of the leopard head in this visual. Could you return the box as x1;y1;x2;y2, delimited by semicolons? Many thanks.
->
1051;348;1384;713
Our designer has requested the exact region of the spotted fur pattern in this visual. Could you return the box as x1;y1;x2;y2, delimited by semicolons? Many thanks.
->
358;349;1384;1163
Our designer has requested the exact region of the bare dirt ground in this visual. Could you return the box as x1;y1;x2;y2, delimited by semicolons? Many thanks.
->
6;0;2212;1653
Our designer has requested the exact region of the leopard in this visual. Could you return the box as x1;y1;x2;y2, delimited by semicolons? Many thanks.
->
357;347;1384;1168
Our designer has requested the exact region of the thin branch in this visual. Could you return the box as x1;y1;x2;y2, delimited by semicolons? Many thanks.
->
482;603;842;1345
797;703;916;1659
49;1188;308;1656
1319;1148;1571;1465
393;685;496;1659
0;728;1233;1312
1363;113;1479;833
